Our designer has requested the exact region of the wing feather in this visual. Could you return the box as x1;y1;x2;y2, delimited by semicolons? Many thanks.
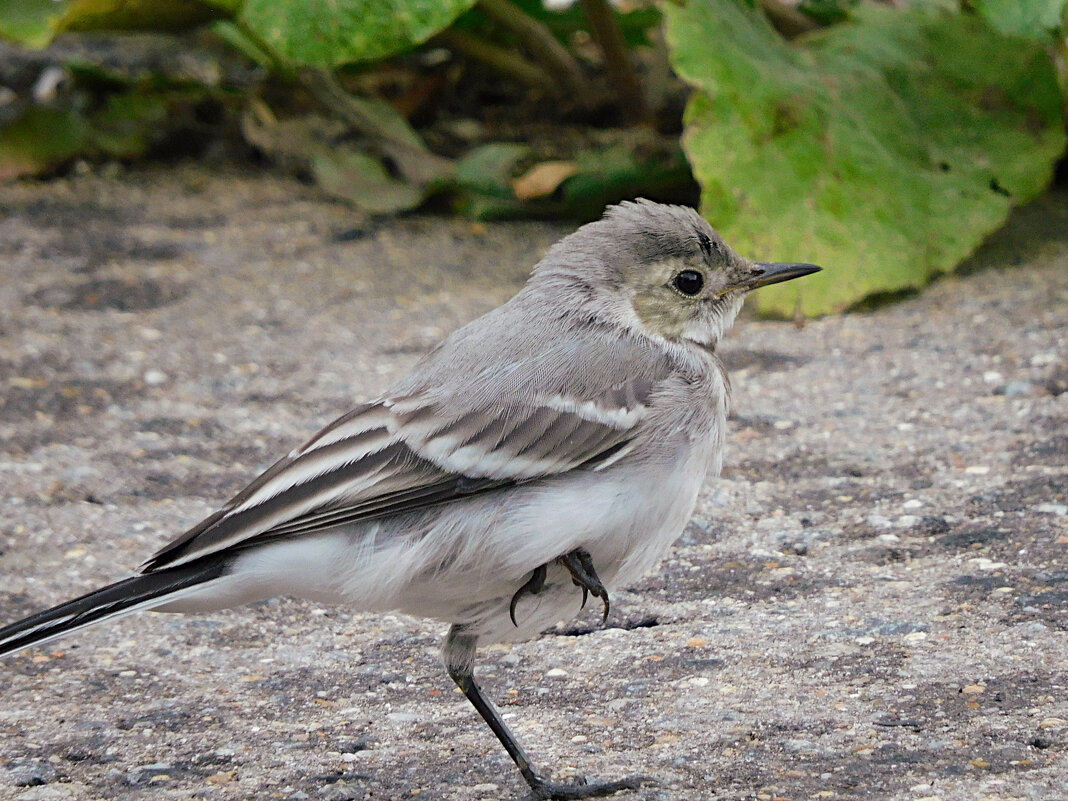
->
144;374;663;573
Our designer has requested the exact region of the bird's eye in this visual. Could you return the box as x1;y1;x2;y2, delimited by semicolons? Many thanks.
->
672;269;705;296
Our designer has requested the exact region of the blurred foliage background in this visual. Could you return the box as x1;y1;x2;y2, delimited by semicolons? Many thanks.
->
1;0;1065;316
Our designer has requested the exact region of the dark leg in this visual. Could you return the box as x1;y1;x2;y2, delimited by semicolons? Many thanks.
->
443;625;649;800
556;548;610;623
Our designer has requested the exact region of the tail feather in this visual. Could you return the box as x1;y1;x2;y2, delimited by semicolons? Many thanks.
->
0;559;230;657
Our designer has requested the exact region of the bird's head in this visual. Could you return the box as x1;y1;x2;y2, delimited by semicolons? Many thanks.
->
533;199;820;349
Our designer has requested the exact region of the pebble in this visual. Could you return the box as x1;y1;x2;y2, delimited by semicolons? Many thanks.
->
9;762;57;787
1012;621;1049;636
782;738;820;754
143;368;169;386
710;490;731;507
320;780;363;800
871;620;928;635
1035;503;1067;516
545;668;568;678
10;788;82;801
995;380;1034;397
32;66;65;103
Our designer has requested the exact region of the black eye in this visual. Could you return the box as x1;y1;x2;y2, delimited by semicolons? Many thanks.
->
673;269;704;296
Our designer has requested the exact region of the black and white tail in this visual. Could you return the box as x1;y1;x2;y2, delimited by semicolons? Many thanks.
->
0;558;230;657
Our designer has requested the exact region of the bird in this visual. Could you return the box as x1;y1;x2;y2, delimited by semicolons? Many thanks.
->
0;199;820;800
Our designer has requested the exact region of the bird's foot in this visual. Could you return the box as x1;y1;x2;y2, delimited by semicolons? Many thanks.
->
509;548;610;628
528;773;653;800
556;547;610;623
509;563;548;626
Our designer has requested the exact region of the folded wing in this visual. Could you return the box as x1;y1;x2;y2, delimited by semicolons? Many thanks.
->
143;376;660;572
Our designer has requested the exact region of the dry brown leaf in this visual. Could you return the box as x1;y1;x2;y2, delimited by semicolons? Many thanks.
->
511;161;579;200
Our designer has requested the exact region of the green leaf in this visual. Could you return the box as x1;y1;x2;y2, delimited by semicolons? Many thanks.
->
797;0;858;26
666;0;1067;317
236;0;479;68
452;140;695;220
453;142;530;197
343;94;426;150
59;0;224;33
310;148;426;213
973;0;1067;40
0;0;70;47
0;88;207;179
89;93;170;156
0;0;225;48
0;107;89;179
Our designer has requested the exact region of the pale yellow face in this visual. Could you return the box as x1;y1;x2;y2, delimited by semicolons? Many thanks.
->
623;245;756;345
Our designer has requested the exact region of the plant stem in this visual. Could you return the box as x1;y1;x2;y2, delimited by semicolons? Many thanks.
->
301;69;401;143
578;0;650;124
478;0;591;98
231;19;296;79
299;69;452;186
436;28;557;93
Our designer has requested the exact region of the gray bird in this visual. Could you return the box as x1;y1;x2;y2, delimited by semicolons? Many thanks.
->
0;200;819;800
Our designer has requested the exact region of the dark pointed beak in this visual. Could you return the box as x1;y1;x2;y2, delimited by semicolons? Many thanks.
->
744;262;822;290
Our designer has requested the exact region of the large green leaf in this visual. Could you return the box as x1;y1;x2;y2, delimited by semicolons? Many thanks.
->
0;0;66;47
0;0;223;46
973;0;1067;39
235;0;479;68
666;0;1066;316
0;0;469;67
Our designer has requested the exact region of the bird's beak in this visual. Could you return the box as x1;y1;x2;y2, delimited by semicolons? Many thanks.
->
742;262;822;291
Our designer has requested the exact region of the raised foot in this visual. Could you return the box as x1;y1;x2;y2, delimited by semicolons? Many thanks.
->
509;548;611;628
529;774;652;800
556;547;610;623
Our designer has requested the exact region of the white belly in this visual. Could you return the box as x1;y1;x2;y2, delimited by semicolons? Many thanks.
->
163;427;720;644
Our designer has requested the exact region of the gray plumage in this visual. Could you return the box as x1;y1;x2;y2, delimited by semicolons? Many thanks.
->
0;199;819;799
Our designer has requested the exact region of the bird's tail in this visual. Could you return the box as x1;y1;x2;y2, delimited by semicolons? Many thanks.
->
0;558;230;657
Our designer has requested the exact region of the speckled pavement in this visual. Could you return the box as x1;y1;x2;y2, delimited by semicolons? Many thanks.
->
1;167;1065;801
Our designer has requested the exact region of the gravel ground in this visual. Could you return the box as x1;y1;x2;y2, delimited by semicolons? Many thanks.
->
0;166;1065;801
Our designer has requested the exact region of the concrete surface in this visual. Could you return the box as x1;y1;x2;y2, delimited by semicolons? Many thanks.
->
0;166;1065;801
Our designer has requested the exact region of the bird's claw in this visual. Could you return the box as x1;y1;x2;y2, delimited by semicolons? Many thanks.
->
509;548;610;627
509;563;547;627
556;548;610;624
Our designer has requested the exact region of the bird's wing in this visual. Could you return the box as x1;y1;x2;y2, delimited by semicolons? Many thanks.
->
142;377;660;572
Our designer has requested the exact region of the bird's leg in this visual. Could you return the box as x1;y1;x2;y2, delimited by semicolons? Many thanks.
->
443;625;649;800
510;563;548;626
556;548;610;623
